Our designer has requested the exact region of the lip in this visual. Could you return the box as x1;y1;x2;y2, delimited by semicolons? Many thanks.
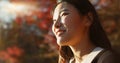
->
56;29;66;36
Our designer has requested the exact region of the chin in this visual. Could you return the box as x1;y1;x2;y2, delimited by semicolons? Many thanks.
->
57;39;68;46
56;35;71;46
57;41;64;46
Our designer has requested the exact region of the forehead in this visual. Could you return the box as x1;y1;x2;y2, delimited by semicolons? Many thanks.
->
54;2;73;13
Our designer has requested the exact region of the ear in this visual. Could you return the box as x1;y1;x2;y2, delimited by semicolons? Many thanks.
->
84;12;93;27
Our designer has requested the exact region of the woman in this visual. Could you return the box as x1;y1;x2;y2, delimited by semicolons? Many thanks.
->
52;0;119;63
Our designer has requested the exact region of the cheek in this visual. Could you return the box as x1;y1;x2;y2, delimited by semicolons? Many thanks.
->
65;17;85;38
64;16;83;30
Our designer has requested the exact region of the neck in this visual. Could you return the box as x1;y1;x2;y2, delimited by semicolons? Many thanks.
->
69;35;96;62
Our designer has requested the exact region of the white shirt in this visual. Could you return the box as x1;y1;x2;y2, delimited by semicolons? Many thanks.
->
69;47;104;63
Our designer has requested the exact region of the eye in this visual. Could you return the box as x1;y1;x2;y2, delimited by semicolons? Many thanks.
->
61;12;69;16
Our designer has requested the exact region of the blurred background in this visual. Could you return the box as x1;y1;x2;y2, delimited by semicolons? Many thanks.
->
0;0;120;63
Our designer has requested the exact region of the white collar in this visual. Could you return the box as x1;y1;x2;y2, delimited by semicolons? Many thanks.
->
69;47;104;63
81;47;104;63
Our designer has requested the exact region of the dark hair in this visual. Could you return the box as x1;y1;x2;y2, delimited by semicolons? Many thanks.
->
55;0;112;63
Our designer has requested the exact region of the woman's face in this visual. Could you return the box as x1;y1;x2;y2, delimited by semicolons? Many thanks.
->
52;2;90;46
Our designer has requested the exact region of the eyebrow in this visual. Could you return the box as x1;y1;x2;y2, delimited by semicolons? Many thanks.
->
60;9;69;13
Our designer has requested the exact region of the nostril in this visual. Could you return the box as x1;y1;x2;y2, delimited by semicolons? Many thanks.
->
55;24;60;28
55;21;62;28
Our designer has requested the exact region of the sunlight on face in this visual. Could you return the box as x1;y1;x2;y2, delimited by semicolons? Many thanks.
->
52;2;88;46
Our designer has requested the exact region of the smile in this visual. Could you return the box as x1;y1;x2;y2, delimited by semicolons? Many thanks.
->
56;29;66;36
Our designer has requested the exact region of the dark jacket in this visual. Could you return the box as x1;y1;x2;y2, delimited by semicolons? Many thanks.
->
92;50;120;63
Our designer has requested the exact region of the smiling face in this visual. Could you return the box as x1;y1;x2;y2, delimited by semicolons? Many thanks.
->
52;2;90;46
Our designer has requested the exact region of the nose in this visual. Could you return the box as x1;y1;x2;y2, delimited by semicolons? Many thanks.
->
54;18;62;28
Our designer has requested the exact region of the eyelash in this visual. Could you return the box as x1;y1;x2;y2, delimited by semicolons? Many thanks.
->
61;13;69;16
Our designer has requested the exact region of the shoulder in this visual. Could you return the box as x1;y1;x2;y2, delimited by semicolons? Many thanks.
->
97;50;120;63
92;49;120;63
